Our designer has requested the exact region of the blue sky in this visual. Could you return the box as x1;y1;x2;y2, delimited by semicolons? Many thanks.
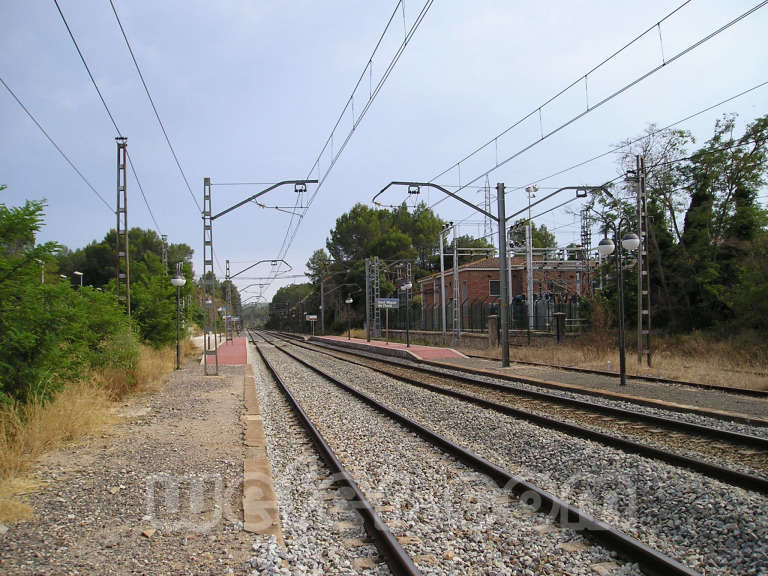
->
2;1;766;300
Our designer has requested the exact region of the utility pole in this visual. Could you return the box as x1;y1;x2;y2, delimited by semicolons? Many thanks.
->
439;223;449;336
452;224;460;342
161;234;168;275
115;137;130;315
497;183;510;368
365;258;371;341
202;177;218;375
225;259;233;342
320;278;325;335
525;186;537;334
635;155;652;366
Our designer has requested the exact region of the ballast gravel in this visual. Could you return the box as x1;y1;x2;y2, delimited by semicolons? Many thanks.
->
251;346;389;575
310;340;768;439
258;343;642;576
290;342;768;576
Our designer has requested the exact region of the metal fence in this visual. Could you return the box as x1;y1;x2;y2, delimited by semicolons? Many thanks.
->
387;296;586;335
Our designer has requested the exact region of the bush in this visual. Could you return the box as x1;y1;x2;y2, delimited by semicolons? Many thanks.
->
0;200;139;404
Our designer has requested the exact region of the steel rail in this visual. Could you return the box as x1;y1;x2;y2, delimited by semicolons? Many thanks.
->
249;333;422;576
266;332;768;494
257;332;700;576
299;335;768;447
283;331;768;418
461;352;768;398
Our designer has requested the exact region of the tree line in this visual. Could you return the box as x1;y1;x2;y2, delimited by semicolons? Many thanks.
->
267;113;768;337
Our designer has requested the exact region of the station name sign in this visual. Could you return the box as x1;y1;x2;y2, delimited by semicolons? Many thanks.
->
375;298;400;309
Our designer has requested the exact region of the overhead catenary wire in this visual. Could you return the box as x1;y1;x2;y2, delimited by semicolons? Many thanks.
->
428;0;768;213
437;78;768;230
429;0;695;190
0;75;113;212
108;0;202;213
263;0;435;292
53;0;162;235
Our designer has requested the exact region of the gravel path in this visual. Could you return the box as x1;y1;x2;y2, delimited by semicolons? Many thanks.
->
288;342;768;576
308;339;768;440
0;361;253;575
258;342;643;576
251;342;390;576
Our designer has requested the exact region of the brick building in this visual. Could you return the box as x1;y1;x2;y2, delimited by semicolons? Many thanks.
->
417;256;591;309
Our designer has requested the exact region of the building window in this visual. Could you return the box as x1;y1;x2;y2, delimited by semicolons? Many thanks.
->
489;280;500;297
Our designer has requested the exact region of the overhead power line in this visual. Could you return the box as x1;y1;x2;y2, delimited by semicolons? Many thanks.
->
445;78;768;227
53;0;162;235
0;75;113;212
428;0;768;212
108;0;202;213
265;0;435;291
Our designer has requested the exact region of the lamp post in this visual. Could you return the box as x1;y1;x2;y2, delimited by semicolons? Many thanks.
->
400;282;412;347
597;224;639;386
73;270;83;288
171;263;187;370
345;297;353;339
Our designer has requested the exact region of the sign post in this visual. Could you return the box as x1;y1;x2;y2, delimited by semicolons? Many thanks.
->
376;298;399;344
306;314;318;336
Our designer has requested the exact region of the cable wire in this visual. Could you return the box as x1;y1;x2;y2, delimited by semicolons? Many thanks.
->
53;0;162;235
431;77;768;226
127;152;162;234
429;0;767;211
266;0;435;290
109;0;202;213
0;75;113;212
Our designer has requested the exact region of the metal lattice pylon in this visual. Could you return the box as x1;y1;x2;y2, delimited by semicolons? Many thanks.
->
372;256;381;337
580;208;592;297
225;259;233;343
636;156;652;366
452;225;460;340
161;234;168;275
202;177;218;375
115;137;130;315
483;175;494;248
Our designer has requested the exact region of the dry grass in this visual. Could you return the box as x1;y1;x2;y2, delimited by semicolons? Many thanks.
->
462;331;768;391
0;340;198;524
0;381;113;522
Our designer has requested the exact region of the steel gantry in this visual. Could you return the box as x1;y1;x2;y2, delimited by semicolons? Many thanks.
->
201;179;314;374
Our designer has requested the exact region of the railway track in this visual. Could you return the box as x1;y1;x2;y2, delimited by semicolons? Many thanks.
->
462;352;768;398
250;331;699;576
279;331;768;426
251;331;418;575
265;332;768;493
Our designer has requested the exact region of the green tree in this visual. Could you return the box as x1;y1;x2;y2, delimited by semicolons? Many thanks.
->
0;199;137;403
508;220;557;249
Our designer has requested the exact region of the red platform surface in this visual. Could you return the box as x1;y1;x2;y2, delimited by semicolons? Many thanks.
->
205;336;247;365
316;335;465;360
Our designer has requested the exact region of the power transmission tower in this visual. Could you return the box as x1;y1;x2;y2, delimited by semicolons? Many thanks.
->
635;155;651;366
161;234;168;274
225;259;233;343
202;177;218;375
115;137;130;315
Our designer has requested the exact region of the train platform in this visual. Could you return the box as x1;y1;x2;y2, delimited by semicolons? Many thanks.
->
310;335;466;361
205;336;248;366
